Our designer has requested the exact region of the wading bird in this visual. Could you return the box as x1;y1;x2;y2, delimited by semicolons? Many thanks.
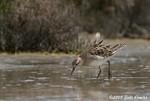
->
71;40;124;79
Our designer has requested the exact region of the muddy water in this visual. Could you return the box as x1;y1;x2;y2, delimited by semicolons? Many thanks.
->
0;39;150;101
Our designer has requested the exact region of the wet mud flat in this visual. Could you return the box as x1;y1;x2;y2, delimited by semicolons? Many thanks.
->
0;39;150;101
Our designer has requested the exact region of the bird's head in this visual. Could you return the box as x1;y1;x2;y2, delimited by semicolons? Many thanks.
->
72;57;82;68
71;57;83;75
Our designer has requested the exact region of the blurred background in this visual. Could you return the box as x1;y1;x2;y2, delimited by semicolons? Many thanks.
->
0;0;150;53
0;1;150;101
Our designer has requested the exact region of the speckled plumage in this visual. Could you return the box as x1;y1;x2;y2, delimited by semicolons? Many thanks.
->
71;40;125;78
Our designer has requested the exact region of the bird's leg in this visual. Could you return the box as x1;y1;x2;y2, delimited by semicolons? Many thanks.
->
107;61;112;78
71;65;76;76
97;66;101;79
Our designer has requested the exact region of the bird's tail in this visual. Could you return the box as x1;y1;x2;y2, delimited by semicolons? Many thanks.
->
111;43;125;53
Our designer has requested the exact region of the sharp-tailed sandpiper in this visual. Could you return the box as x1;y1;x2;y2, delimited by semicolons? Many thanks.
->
71;40;125;79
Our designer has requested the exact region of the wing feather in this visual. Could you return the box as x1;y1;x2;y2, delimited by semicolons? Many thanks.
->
80;40;124;59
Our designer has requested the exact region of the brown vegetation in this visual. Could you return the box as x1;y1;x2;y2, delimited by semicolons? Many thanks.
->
0;0;150;53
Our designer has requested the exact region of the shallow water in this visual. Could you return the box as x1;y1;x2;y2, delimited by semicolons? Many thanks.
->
0;39;150;101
